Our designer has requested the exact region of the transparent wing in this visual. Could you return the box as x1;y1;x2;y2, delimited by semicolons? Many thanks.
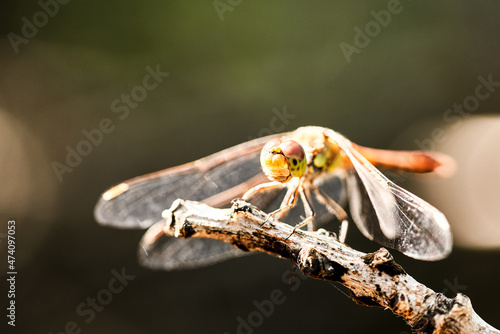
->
325;129;452;261
136;183;288;270
94;133;286;229
94;133;289;270
138;221;249;271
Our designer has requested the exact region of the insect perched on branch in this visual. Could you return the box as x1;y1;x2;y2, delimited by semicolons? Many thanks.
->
95;126;453;270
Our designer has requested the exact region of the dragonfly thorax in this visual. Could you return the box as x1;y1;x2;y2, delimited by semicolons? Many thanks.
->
303;143;342;184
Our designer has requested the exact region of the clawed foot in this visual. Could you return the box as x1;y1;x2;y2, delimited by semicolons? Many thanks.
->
260;213;272;227
284;229;295;241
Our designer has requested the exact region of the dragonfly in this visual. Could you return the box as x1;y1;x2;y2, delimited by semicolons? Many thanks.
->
94;126;453;270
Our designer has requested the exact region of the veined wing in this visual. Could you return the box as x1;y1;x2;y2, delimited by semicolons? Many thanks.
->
138;220;248;271
95;132;296;270
325;129;452;261
137;180;287;270
94;133;286;229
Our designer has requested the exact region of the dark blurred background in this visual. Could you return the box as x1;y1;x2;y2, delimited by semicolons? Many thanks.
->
1;1;500;333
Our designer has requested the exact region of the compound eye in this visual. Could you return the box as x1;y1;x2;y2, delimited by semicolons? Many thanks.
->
279;140;305;161
280;140;307;178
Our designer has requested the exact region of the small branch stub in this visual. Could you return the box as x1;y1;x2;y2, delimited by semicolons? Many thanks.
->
163;199;499;334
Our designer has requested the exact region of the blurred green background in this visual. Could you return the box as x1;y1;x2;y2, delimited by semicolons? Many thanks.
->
1;0;500;333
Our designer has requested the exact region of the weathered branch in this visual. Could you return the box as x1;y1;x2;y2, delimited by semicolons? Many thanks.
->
162;199;499;334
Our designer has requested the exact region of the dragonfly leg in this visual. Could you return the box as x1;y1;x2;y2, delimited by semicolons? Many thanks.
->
303;186;316;232
262;180;300;226
285;185;315;240
338;219;348;244
242;181;283;201
310;183;349;243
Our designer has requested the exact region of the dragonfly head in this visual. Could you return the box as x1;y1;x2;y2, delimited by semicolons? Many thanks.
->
260;139;307;183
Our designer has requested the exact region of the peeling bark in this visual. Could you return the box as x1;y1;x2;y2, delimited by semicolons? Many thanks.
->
160;199;499;334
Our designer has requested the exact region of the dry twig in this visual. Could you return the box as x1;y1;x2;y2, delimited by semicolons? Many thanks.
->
161;199;499;334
